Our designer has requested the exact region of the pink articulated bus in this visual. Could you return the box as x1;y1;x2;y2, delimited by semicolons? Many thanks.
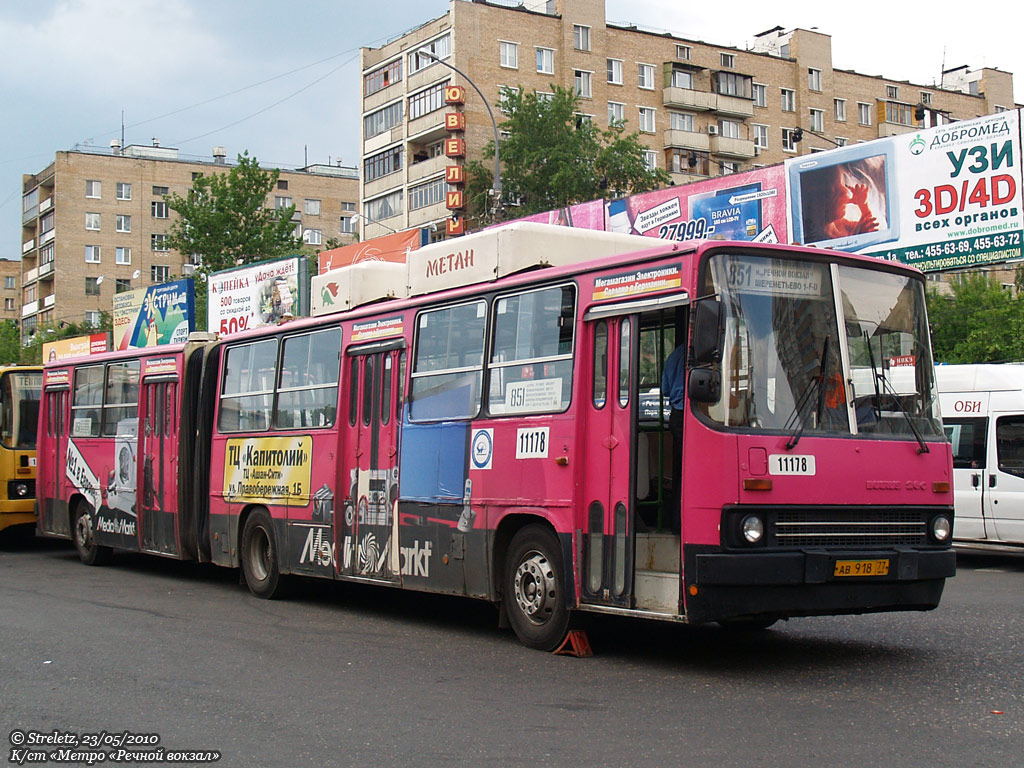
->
37;223;955;650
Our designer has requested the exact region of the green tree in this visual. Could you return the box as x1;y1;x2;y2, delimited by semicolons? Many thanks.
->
165;151;300;275
465;85;670;225
0;321;20;365
928;274;1024;363
17;314;114;365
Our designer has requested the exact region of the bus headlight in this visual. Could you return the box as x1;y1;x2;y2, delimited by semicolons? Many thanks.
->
931;515;952;543
12;482;29;497
741;514;764;544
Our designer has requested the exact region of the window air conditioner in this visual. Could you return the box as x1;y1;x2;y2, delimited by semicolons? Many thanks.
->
707;125;719;136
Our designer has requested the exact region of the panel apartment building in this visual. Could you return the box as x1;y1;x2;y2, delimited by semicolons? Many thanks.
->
20;144;359;340
359;0;1017;239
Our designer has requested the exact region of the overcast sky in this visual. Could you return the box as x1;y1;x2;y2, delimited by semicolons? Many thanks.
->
1;0;1017;260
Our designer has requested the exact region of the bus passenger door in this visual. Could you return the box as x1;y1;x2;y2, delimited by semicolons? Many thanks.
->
988;414;1024;544
580;316;635;608
40;388;69;535
944;416;988;540
337;347;402;581
139;378;178;555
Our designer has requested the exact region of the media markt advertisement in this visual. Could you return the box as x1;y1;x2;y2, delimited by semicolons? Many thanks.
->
786;109;1023;271
606;165;788;244
112;279;194;350
208;256;307;336
223;436;313;507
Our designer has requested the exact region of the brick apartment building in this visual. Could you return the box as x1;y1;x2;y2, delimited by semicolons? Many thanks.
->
20;144;359;341
359;0;1017;239
0;260;20;323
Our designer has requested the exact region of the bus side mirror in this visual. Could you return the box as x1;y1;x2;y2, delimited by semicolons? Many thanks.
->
692;299;722;365
688;368;720;403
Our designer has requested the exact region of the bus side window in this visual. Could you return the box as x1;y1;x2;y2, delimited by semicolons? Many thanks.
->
996;415;1024;477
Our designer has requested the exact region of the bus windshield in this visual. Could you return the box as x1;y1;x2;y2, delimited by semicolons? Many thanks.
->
1;370;43;449
702;252;943;441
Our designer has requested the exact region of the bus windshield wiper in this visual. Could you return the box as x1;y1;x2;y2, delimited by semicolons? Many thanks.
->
864;333;929;454
784;336;830;450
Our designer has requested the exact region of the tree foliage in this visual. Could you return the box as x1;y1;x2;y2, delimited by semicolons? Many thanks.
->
165;152;300;275
465;85;670;225
928;273;1024;363
8;314;114;366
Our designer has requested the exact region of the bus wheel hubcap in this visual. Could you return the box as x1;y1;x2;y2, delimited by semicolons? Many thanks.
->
249;529;270;581
75;513;91;548
514;551;555;623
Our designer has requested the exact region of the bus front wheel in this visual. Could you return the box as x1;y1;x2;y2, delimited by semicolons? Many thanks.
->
72;502;112;566
503;525;570;651
241;509;285;599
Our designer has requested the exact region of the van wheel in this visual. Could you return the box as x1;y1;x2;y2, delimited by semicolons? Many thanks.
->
241;509;286;599
72;502;112;566
504;525;570;651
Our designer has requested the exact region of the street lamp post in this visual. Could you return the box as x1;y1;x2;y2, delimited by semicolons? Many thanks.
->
416;50;503;218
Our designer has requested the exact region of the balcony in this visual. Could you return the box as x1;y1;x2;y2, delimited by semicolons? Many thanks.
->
22;206;37;226
713;94;754;118
407;153;447;184
365;125;404;155
43;294;55;308
663;87;712;111
21;301;37;318
40;229;55;245
877;122;916;138
663;129;709;152
710;135;757;159
39;197;52;214
363;173;404;200
23;267;38;284
22;238;35;255
38;261;54;280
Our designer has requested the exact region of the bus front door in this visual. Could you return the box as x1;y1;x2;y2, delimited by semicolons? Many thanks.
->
40;388;69;536
337;347;402;581
580;316;635;608
139;378;178;555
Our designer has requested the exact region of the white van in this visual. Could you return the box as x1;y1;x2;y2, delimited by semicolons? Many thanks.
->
936;364;1024;548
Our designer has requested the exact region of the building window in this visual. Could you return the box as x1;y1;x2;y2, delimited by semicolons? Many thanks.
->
498;85;519;114
670;69;692;89
834;137;848;147
277;180;288;191
364;58;402;97
116;214;131;233
668;149;709;176
753;123;769;149
718;119;741;139
116;247;131;265
85;311;101;328
638;63;655;90
607;58;623;85
340;216;355;234
885;101;914;126
152;185;169;196
808;68;822;92
151;234;168;251
780;88;796;112
408;80;448;120
364;146;403;183
714;72;752;98
365;190;403;222
886;85;899;100
151;265;170;283
676;44;691;60
341;201;356;212
4;277;14;289
809;108;824;132
536;47;554;75
274;196;292;211
751;83;767;108
574;70;592;98
500;41;518;69
116;278;131;294
152;201;169;218
116;182;131;200
921;91;933;105
638;107;656;133
85;212;101;231
85;180;101;198
782;127;798;152
536;92;553;103
409;177;447;211
720;52;735;69
364;101;403;140
24;285;35;303
4;298;13;311
670;112;695;132
40;211;54;234
85;245;101;263
409;34;451;74
834;98;847;122
608;101;625;125
573;24;591;51
85;277;101;296
858;102;872;125
40;243;54;265
304;199;321;216
720;161;739;175
303;228;322;246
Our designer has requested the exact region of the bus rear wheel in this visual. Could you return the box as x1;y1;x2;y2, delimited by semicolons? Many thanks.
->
241;509;285;599
72;502;112;566
504;525;570;651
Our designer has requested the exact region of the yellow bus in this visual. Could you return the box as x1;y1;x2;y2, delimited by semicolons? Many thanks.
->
0;366;42;535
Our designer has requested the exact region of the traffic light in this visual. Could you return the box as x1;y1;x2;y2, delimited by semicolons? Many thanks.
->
793;128;803;143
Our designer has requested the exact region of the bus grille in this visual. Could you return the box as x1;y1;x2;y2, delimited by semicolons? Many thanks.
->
774;509;928;548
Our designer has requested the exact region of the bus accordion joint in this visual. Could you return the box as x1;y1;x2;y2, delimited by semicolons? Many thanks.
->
743;478;773;491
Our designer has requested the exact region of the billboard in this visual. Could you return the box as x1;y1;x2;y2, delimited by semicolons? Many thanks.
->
208;256;306;336
786;110;1023;271
607;165;788;244
112;279;194;350
494;199;607;231
317;230;421;275
43;333;109;362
